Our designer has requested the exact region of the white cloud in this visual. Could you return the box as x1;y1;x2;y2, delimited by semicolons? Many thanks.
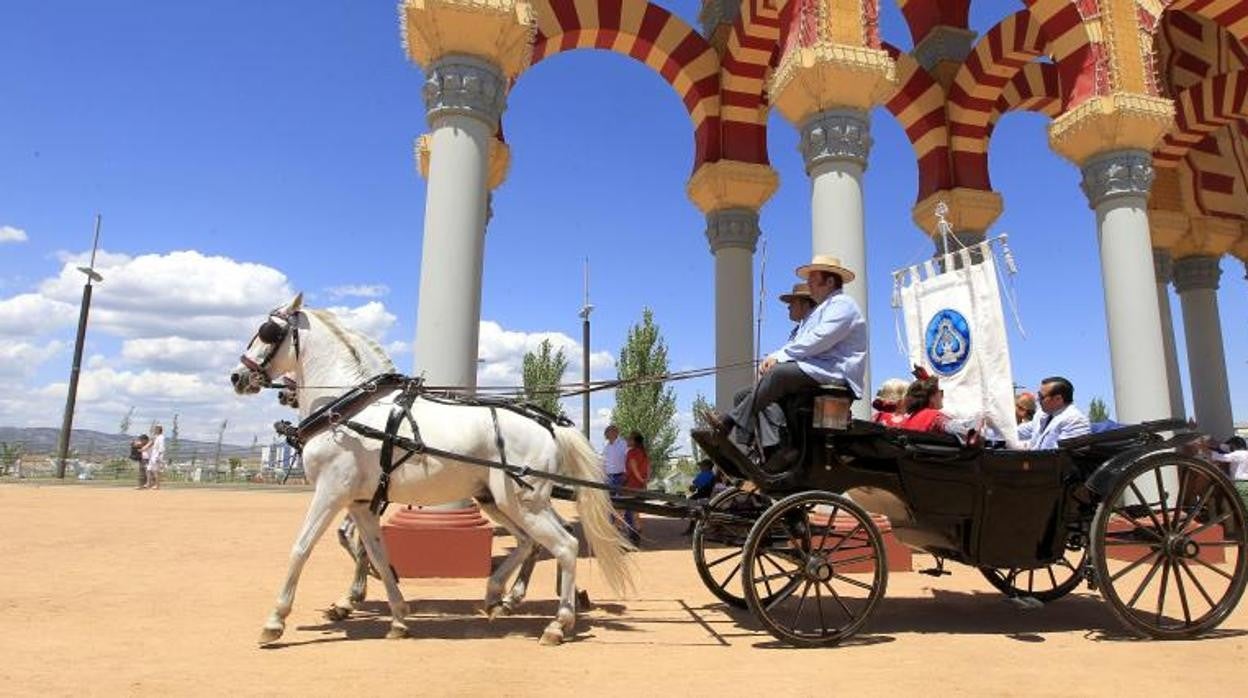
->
326;284;389;300
0;293;79;337
38;249;293;339
0;340;65;379
121;337;241;372
475;320;615;388
0;226;28;243
324;301;397;342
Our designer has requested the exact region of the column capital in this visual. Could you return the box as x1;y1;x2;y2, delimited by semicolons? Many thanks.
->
417;133;510;189
1170;216;1244;258
1153;248;1173;284
1172;255;1222;293
1048;93;1174;166
705;209;760;254
401;0;535;79
423;54;508;129
912;188;1003;238
799;109;872;172
1080;149;1155;208
912;25;977;72
686;160;779;214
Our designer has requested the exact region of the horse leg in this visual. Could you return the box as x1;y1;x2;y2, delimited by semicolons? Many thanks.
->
259;484;346;644
511;506;579;646
346;502;409;639
326;530;370;621
477;501;535;618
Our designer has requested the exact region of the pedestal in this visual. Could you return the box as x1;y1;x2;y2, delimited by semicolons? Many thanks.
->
382;505;494;578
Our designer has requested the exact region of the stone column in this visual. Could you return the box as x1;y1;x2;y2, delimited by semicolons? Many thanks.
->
706;210;760;411
1152;250;1186;420
687;161;779;410
1079;150;1171;425
1173;255;1234;440
413;55;506;390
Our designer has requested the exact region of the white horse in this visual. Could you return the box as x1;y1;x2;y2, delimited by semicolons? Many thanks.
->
231;294;632;645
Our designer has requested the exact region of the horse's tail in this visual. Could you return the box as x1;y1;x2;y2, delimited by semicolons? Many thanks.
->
552;425;635;597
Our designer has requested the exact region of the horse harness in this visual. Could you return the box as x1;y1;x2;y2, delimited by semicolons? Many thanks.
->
273;372;627;515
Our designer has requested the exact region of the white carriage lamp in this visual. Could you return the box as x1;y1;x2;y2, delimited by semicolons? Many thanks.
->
55;215;104;479
578;257;594;439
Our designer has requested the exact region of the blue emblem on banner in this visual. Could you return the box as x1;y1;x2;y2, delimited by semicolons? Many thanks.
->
925;309;971;376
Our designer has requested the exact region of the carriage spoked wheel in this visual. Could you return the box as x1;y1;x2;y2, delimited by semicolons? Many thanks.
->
692;487;785;608
1091;453;1248;639
980;547;1088;603
741;491;888;647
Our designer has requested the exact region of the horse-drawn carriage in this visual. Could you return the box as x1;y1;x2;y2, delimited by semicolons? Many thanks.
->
687;385;1248;646
232;298;1246;648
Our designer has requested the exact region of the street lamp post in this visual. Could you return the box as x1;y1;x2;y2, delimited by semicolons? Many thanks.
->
578;258;594;439
55;215;104;479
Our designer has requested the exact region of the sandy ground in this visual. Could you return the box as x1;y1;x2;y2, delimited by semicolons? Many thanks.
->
1;483;1245;697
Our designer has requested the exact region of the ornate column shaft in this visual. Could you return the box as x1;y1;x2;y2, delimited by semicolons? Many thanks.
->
1152;250;1186;420
1173;255;1234;440
688;161;779;410
800;108;873;414
1079;149;1171;425
413;54;507;390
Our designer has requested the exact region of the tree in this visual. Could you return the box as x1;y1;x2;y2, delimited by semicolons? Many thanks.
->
1088;397;1110;423
612;308;679;475
118;406;135;435
168;413;181;465
522;338;569;416
690;392;713;460
213;419;229;470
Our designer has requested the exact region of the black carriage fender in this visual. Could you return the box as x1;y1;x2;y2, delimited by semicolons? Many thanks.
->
1082;442;1183;497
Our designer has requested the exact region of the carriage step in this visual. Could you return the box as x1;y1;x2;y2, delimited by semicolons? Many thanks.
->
918;566;951;577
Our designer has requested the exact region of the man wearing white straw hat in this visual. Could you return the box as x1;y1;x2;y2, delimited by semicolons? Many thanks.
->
705;255;867;454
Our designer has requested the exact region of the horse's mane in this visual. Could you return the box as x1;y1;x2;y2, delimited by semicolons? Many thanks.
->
307;308;397;379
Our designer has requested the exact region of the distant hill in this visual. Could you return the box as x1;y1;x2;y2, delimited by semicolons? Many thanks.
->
0;426;256;459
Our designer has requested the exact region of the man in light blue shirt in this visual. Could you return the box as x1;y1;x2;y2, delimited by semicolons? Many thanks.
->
713;255;866;451
1025;376;1091;449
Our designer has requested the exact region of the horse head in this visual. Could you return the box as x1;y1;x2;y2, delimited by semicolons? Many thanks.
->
231;293;304;395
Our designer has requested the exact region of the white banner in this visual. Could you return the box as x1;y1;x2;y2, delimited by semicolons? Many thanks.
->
898;243;1018;443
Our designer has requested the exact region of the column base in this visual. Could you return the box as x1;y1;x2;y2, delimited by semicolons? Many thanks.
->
382;504;495;578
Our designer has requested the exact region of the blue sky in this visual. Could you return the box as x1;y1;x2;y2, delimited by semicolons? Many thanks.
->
1;1;1244;448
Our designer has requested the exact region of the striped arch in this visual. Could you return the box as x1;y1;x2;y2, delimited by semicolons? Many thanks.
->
1166;0;1248;43
529;0;722;167
882;46;953;200
897;0;971;45
1022;0;1098;101
720;0;782;164
1155;69;1248;164
991;61;1064;123
947;11;1046;190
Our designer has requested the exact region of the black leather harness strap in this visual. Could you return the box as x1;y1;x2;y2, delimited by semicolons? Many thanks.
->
490;406;535;492
370;387;422;515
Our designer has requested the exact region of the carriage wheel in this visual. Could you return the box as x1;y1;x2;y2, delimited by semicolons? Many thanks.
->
741;491;888;647
1091;453;1248;639
980;547;1087;603
692;487;779;608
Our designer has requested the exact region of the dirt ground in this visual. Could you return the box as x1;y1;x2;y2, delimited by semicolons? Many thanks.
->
1;483;1245;697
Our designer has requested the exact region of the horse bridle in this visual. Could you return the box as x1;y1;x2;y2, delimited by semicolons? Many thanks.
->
239;309;302;386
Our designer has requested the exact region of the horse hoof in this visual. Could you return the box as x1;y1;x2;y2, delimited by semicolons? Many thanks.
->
257;626;284;645
386;625;409;640
538;628;564;646
323;604;352;621
576;589;592;609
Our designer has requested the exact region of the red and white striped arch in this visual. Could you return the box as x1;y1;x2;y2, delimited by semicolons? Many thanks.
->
1155;69;1248;164
720;0;781;164
882;47;953;201
1165;0;1248;43
529;0;722;167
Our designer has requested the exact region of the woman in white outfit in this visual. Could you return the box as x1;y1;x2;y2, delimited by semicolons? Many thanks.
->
143;425;166;490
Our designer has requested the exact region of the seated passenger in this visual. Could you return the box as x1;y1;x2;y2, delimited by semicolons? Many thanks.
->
899;375;950;434
1024;376;1090;449
871;378;909;427
1015;391;1037;442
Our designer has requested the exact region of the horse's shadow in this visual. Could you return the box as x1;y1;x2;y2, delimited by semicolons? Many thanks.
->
272;598;635;648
